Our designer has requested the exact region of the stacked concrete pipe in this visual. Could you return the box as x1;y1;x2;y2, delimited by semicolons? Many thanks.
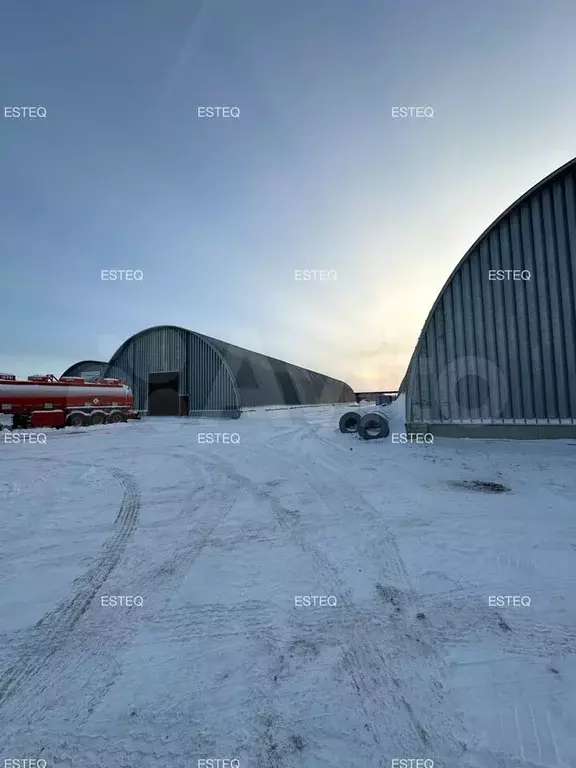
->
339;407;390;439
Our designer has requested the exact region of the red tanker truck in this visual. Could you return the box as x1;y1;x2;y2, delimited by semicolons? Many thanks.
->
0;373;141;429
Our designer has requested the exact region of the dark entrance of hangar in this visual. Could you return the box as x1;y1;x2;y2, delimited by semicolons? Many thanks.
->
148;371;180;416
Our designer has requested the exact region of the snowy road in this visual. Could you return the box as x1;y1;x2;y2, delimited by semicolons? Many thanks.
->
1;403;575;768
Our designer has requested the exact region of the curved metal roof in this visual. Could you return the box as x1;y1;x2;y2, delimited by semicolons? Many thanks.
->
399;155;576;394
61;360;107;378
106;324;355;403
107;325;225;369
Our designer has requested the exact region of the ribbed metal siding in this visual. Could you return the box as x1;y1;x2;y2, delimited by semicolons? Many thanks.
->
61;360;107;378
406;162;576;425
102;325;354;412
200;340;286;407
202;334;355;407
186;332;239;411
104;327;238;413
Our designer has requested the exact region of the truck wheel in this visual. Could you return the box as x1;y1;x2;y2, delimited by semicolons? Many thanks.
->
109;411;125;424
90;411;106;425
13;414;29;430
66;412;86;428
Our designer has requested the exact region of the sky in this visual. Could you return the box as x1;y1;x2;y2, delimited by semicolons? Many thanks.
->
1;0;576;391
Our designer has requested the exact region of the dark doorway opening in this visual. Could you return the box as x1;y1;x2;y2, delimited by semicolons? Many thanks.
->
148;371;180;416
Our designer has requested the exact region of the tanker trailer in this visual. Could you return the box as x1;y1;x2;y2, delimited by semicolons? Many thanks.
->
0;373;141;429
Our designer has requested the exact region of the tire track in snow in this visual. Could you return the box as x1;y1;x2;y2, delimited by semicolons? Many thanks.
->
0;468;140;711
267;444;462;756
261;427;482;758
2;457;241;743
201;449;464;760
285;430;576;767
1;454;277;764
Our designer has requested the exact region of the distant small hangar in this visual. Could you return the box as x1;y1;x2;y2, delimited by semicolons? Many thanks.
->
63;325;355;417
61;360;107;381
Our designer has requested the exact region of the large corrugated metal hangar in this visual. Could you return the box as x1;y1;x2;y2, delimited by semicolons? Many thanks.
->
61;360;107;380
399;157;576;439
84;325;356;416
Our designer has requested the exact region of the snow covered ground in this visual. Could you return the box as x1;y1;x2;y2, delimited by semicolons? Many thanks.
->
1;401;575;768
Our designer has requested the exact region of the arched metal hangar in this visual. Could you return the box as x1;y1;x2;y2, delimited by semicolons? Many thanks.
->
60;360;108;380
400;156;576;439
103;325;355;416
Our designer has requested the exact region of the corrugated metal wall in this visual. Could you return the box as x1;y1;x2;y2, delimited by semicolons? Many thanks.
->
61;360;107;379
103;326;355;413
404;158;576;430
104;326;239;413
202;334;355;407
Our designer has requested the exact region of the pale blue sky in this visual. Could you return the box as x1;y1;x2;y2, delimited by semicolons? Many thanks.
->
1;0;575;389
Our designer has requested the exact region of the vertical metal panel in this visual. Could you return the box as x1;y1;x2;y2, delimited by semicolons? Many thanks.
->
201;334;355;407
542;186;564;417
470;239;488;418
561;176;576;416
102;325;354;414
61;361;107;379
442;278;456;420
531;193;556;418
501;217;522;418
520;202;543;418
511;207;534;418
405;160;576;430
104;326;238;413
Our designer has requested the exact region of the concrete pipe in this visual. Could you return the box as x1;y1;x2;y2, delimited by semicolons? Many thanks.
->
338;407;381;433
339;411;363;433
357;412;390;440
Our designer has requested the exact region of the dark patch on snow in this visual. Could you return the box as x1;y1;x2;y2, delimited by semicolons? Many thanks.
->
287;638;319;658
257;713;283;768
289;734;304;752
156;562;178;578
497;615;512;632
375;583;404;611
402;697;430;744
448;479;511;493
